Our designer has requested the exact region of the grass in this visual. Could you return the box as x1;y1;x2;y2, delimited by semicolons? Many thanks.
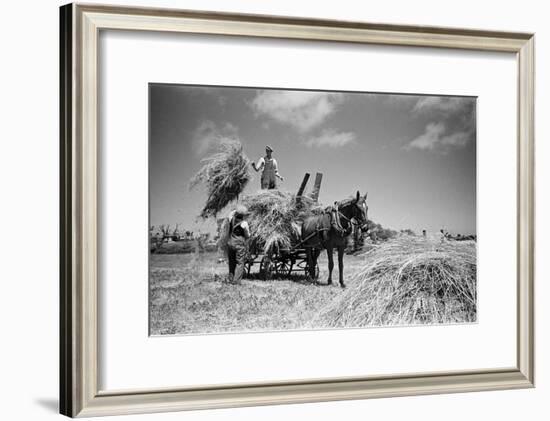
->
153;239;217;254
150;251;357;335
149;236;477;335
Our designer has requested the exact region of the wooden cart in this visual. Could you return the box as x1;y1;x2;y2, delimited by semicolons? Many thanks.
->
244;237;320;281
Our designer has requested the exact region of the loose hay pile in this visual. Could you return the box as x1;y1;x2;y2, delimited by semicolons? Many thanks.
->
237;190;324;255
190;139;251;218
314;237;477;326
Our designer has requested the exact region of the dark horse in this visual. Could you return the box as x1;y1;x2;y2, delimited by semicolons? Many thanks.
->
301;191;369;288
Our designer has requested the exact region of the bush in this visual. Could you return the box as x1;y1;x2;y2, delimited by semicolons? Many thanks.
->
367;220;398;241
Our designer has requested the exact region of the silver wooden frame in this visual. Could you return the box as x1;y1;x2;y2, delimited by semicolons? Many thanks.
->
60;3;535;417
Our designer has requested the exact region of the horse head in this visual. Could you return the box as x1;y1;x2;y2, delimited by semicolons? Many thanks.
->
354;191;369;232
338;191;369;233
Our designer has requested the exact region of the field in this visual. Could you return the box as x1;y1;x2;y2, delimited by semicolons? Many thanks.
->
150;237;477;335
149;252;357;335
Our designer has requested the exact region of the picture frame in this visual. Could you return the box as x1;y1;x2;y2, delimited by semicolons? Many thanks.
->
60;2;534;417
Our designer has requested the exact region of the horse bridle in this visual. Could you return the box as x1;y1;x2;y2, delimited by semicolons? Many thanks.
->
332;200;369;234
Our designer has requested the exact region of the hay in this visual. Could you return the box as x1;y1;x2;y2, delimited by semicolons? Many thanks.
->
237;190;324;255
190;139;251;218
314;237;477;327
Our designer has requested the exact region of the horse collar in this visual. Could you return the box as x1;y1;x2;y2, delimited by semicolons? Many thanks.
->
332;203;352;237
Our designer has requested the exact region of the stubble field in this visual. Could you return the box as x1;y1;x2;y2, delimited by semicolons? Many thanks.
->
149;237;477;335
149;252;362;335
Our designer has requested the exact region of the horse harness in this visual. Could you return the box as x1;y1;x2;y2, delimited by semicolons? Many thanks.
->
303;202;358;249
330;202;355;237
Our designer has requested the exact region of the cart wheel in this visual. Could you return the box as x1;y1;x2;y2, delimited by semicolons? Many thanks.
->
275;261;293;279
260;256;272;281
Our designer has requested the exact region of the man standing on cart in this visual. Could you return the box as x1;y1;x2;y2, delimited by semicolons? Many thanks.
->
252;145;284;189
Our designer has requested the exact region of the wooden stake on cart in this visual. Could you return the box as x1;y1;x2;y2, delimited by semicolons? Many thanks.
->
296;173;310;206
310;172;323;203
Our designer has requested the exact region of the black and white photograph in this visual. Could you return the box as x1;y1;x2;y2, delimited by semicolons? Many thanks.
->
2;0;542;419
149;84;477;335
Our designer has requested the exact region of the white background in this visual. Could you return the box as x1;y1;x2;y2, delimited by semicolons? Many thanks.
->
100;31;517;390
0;0;547;420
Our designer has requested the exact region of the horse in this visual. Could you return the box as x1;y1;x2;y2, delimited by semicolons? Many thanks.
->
301;191;369;288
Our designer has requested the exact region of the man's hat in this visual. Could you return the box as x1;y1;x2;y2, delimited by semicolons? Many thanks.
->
265;145;273;152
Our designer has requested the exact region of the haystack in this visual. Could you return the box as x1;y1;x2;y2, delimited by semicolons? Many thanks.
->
232;190;324;255
190;139;251;218
314;237;477;326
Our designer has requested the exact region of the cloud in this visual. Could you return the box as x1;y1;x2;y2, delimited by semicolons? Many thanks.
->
439;131;470;148
250;90;344;132
405;96;475;152
191;120;238;155
413;96;474;116
406;122;471;152
385;95;476;131
384;94;474;116
384;94;418;107
305;129;356;148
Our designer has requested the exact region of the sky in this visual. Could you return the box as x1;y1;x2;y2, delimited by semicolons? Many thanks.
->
149;84;476;236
